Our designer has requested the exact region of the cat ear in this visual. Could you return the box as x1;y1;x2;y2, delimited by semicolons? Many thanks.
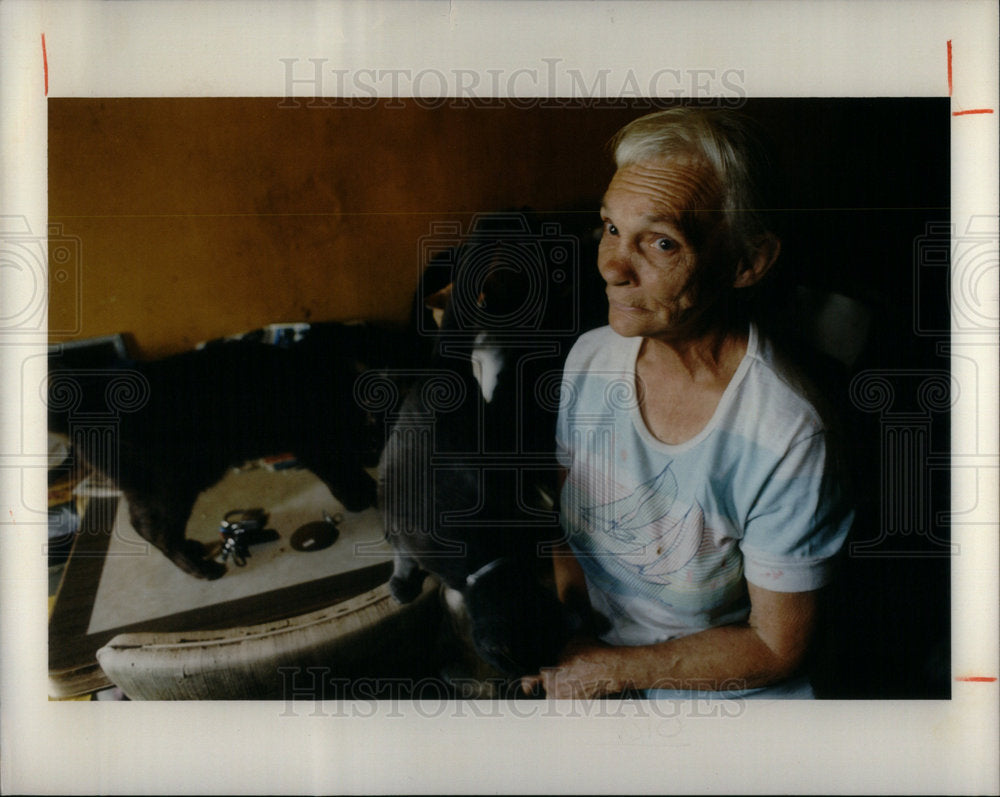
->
425;283;453;328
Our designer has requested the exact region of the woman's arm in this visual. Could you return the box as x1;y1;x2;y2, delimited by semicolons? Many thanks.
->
552;539;588;606
549;468;597;630
523;581;818;698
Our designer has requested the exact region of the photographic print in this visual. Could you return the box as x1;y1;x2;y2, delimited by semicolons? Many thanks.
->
2;1;996;794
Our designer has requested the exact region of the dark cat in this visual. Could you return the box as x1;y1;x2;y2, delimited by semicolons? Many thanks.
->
376;211;606;676
48;322;417;579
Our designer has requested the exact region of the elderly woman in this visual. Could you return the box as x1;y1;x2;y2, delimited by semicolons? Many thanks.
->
523;108;853;699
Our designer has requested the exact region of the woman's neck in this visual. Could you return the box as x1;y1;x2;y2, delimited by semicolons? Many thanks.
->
639;322;749;385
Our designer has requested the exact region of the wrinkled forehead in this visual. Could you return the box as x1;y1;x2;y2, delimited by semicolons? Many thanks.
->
602;156;725;222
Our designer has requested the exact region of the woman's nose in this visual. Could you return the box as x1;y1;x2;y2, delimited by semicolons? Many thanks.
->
598;241;634;286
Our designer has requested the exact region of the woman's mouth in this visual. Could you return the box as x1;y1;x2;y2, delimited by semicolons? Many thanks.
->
608;300;648;315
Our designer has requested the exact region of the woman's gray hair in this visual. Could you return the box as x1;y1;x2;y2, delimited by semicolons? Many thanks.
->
610;107;781;264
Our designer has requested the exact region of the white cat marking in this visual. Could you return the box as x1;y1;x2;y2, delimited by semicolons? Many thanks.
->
471;331;504;403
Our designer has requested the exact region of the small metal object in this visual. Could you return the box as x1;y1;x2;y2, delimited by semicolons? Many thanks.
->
222;508;266;532
290;511;341;553
219;532;248;566
218;508;268;566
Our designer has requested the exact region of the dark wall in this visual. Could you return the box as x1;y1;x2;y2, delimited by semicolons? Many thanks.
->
48;99;639;357
741;99;952;698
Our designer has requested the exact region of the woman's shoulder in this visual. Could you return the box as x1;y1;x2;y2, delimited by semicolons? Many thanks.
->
569;325;631;358
564;326;634;374
744;329;828;434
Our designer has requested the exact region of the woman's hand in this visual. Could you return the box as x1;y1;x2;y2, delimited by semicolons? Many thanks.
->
521;637;625;699
521;583;819;698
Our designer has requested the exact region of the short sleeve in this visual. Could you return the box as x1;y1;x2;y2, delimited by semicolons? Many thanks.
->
554;330;600;469
739;431;853;592
555;361;574;469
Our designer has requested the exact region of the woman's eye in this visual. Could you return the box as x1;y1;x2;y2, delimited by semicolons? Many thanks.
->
654;237;675;251
604;222;618;236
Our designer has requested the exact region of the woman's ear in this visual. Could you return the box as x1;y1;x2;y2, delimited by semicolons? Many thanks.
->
733;233;781;289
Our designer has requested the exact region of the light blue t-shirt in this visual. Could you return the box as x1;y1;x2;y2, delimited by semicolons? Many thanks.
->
556;323;852;648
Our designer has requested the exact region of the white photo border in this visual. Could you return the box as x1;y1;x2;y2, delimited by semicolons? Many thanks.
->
1;1;997;794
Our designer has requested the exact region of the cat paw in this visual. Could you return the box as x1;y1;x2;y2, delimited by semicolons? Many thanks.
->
338;483;376;513
182;538;209;557
332;471;377;513
389;573;424;604
196;558;227;580
339;495;373;513
172;540;226;580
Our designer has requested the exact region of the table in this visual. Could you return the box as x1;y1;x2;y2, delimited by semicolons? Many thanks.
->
48;464;422;699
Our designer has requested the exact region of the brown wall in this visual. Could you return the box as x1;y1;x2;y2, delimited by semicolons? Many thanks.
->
49;98;639;358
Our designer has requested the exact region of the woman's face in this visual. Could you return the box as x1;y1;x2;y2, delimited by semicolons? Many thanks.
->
597;156;734;342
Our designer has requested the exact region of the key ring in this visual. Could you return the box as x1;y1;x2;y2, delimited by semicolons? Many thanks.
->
218;508;267;567
219;534;247;566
